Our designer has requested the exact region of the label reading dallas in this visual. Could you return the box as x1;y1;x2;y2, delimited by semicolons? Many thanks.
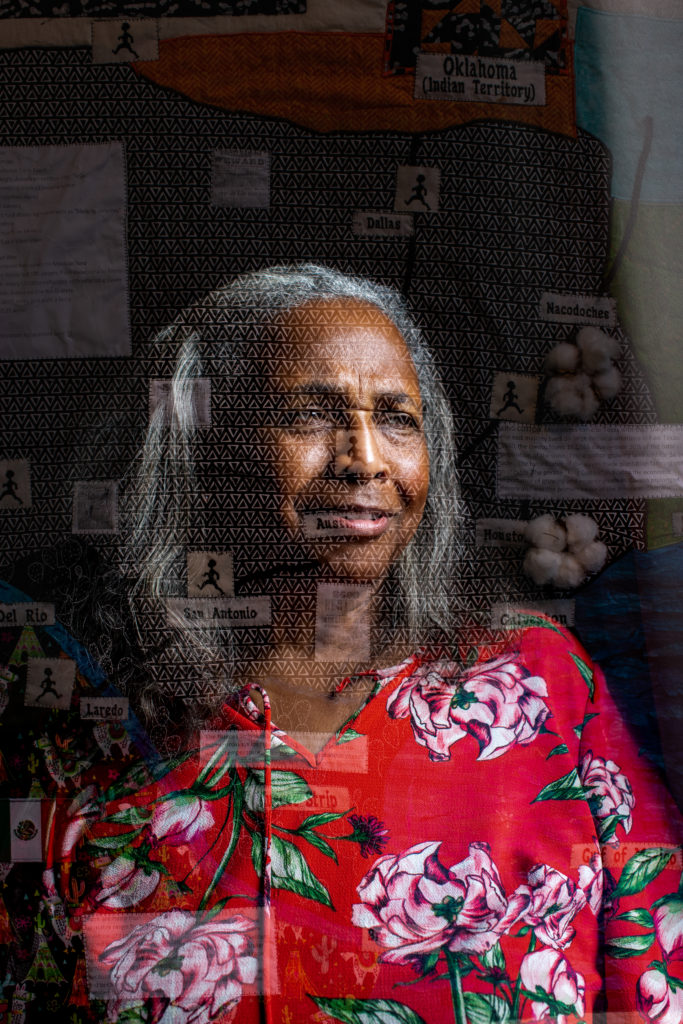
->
415;53;545;106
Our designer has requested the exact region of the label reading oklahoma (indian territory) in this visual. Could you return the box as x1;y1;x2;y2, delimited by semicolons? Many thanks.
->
415;53;545;106
540;292;617;327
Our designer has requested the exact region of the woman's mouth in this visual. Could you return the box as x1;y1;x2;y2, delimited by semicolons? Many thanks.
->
302;509;394;539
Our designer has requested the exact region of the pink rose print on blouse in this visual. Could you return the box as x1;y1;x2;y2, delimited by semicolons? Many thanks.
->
520;949;586;1022
636;968;683;1024
100;909;257;1024
352;840;529;963
578;751;635;846
150;794;215;847
654;896;683;964
96;851;161;909
577;852;604;917
521;864;587;949
386;655;550;762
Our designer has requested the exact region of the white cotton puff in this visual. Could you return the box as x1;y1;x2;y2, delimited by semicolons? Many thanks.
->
592;365;622;401
544;342;580;374
523;547;563;585
572;540;608;573
576;327;620;373
564;513;599;551
553;553;586;589
524;514;567;552
545;374;600;420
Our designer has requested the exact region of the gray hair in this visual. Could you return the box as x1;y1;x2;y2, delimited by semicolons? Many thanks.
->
126;264;462;724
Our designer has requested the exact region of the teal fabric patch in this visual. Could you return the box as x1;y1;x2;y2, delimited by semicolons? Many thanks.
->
575;7;683;203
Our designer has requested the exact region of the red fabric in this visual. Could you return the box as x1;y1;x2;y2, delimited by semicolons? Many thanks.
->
45;622;682;1023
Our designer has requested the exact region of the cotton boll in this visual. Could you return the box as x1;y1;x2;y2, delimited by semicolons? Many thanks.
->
525;515;567;552
564;514;599;551
576;327;620;372
545;374;599;420
523;547;563;585
552;553;586;589
592;365;622;400
573;540;608;573
544;342;580;374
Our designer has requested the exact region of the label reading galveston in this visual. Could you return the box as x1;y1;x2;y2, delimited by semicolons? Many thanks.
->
415;53;545;106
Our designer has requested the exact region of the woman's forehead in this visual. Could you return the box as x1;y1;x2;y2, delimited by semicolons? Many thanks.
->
272;298;419;384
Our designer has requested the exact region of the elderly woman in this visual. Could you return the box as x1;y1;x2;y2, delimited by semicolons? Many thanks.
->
42;266;681;1024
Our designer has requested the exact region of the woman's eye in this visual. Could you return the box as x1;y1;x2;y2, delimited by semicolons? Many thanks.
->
375;411;420;431
283;408;336;430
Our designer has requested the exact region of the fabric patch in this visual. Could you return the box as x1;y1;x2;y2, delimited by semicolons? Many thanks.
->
315;583;372;662
211;149;270;208
490;373;539;422
24;656;76;710
91;19;159;63
72;481;118;533
149;378;212;427
394;165;441;212
187;551;234;597
0;143;129;359
0;460;31;508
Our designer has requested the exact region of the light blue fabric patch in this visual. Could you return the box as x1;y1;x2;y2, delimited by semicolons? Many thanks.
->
575;7;683;203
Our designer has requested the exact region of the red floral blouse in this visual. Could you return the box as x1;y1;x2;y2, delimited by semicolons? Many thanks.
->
30;619;683;1023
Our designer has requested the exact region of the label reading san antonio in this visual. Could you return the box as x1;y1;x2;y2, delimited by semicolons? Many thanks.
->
167;597;271;628
415;54;545;106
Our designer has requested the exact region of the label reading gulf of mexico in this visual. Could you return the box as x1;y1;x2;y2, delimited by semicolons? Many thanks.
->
540;292;617;327
415;53;545;106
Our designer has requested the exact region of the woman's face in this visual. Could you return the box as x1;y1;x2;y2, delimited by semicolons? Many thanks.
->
265;299;430;583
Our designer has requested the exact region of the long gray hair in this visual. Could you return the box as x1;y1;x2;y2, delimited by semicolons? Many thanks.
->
126;264;462;726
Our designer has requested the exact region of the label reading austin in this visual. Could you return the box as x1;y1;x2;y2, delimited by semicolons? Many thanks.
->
415;54;545;106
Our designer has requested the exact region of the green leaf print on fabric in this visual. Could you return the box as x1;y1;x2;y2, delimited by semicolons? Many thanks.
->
244;769;312;813
546;743;569;759
464;991;511;1024
337;727;364;744
252;832;333;908
612;847;679;898
570;653;595;700
506;614;567;637
573;713;599;738
613;908;655;928
532;768;587;804
605;933;656;958
310;995;428;1023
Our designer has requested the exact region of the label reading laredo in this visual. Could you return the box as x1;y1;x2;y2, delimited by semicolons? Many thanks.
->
81;697;129;720
352;211;413;237
415;53;545;106
167;597;271;628
0;603;54;626
540;292;617;327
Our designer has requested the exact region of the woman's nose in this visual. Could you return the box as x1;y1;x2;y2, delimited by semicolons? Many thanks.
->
334;413;388;479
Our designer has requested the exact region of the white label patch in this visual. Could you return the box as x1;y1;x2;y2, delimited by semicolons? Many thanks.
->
0;143;129;359
540;292;617;327
211;150;271;208
167;597;271;629
91;18;159;63
73;481;118;533
187;551;234;598
0;603;54;627
490;601;575;630
149;378;211;428
490;373;539;423
315;582;372;662
476;518;528;549
352;210;414;237
497;424;683;500
303;513;361;539
25;658;76;710
80;697;129;721
415;53;545;105
10;799;42;861
395;165;441;213
0;460;31;508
